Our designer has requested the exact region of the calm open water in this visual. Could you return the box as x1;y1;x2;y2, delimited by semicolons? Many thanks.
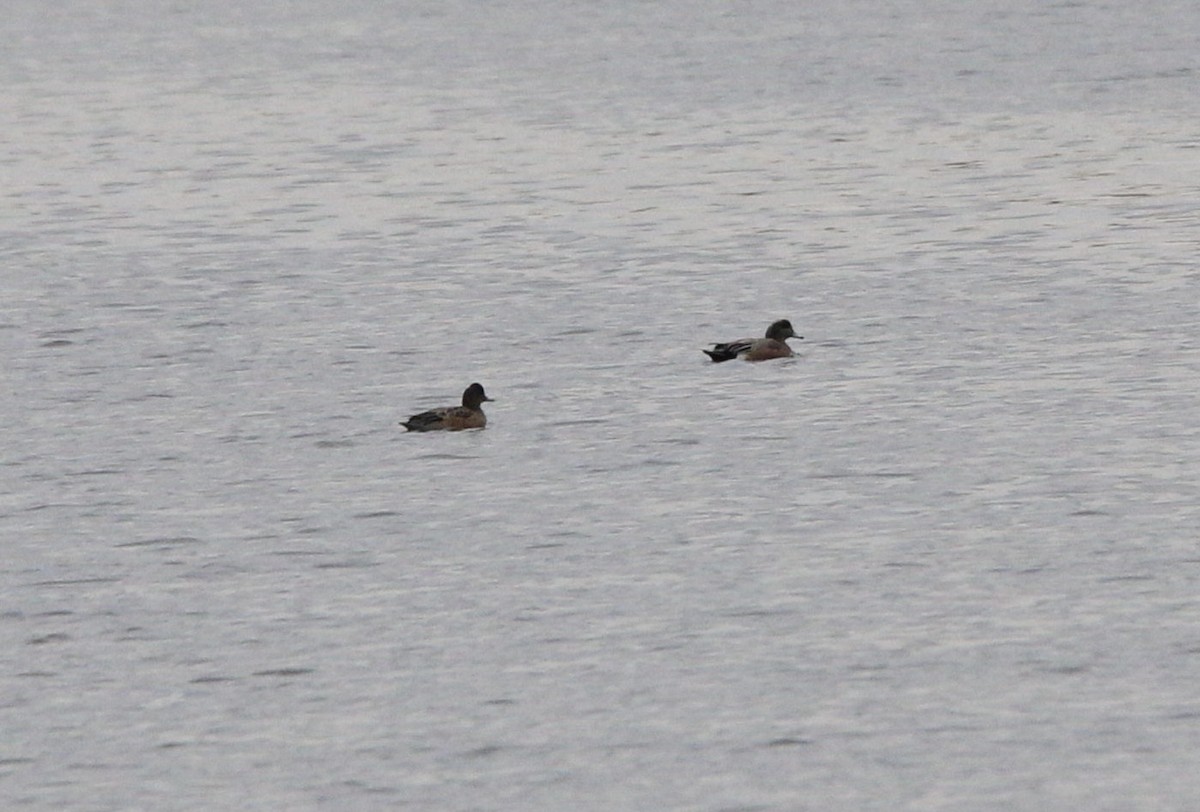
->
3;1;1200;809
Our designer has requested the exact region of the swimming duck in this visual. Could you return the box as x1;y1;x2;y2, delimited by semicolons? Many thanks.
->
402;383;493;431
703;319;802;362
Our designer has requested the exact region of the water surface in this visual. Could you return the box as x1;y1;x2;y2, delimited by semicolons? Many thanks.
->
3;1;1200;809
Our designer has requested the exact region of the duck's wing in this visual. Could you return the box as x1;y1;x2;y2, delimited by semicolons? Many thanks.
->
703;338;754;362
401;407;448;431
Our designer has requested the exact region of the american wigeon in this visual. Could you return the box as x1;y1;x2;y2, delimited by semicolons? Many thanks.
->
703;319;802;362
402;383;493;431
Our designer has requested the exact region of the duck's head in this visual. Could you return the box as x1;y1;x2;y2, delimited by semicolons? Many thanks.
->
462;383;494;409
766;320;802;341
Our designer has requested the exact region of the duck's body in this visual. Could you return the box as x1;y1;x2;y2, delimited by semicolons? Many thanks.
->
704;319;801;362
402;383;492;431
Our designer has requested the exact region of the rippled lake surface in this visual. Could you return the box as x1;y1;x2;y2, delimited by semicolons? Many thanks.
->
4;1;1200;809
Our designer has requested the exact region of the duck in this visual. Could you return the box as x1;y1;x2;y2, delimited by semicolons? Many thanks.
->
703;319;802;362
402;383;493;431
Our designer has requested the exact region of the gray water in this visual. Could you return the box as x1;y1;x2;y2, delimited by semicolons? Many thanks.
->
4;1;1200;809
